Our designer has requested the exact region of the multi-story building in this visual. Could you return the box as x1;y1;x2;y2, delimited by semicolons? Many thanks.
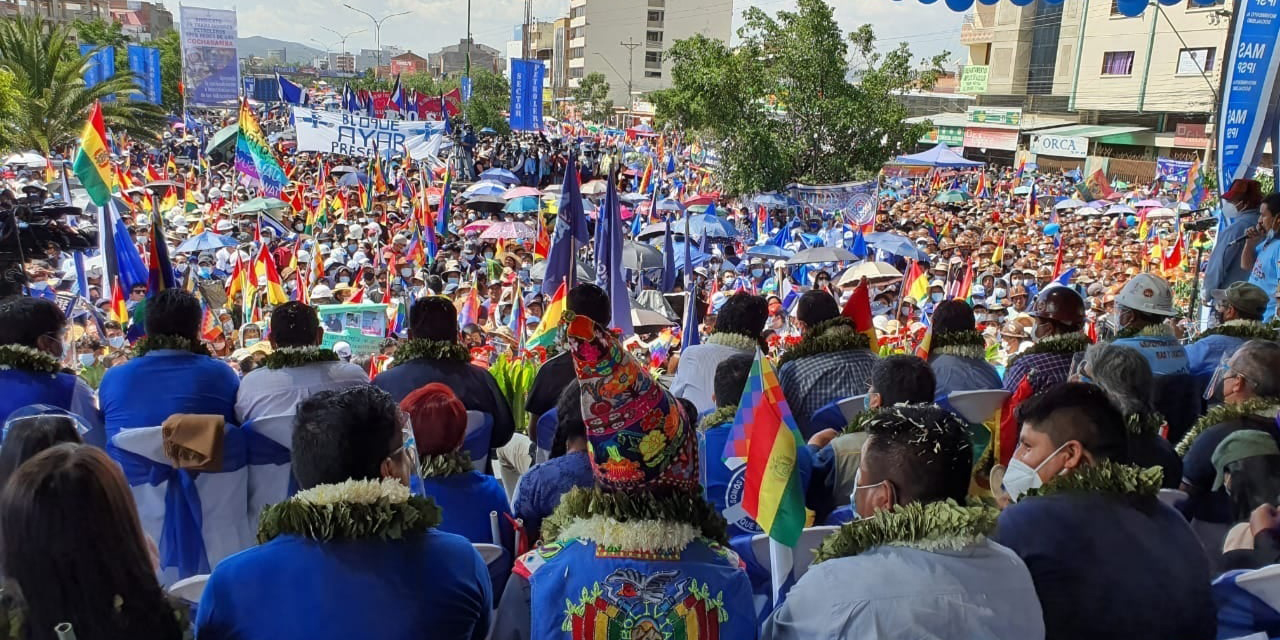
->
0;0;110;24
107;0;172;41
389;51;428;75
332;52;355;74
940;0;1232;172
429;39;503;77
567;0;732;109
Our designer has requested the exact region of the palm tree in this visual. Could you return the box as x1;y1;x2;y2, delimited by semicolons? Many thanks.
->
0;15;167;154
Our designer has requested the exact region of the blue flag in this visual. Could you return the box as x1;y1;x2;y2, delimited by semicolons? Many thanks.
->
277;73;307;106
106;204;148;293
851;231;868;259
146;209;176;295
682;213;700;349
661;215;676;292
1053;268;1077;287
541;155;589;295
600;169;634;337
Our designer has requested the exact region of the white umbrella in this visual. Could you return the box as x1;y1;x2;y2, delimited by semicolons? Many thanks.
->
1054;198;1088;210
1075;206;1103;217
1146;207;1177;219
837;261;902;287
5;151;46;167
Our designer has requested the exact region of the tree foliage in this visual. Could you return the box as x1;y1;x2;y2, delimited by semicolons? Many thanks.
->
571;72;613;123
0;16;166;154
652;0;946;195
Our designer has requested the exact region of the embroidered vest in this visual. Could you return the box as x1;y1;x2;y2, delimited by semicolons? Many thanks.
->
0;369;77;422
516;537;756;640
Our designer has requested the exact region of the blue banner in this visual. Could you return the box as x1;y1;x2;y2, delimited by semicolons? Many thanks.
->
1155;157;1194;183
508;59;544;131
80;44;116;101
460;76;472;103
179;5;240;108
148;47;162;105
1216;0;1280;190
126;45;162;104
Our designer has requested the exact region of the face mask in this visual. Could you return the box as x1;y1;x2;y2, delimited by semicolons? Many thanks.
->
1222;201;1239;219
244;338;261;347
1002;442;1070;502
863;393;873;410
28;281;47;291
849;467;889;521
176;263;189;273
484;252;495;260
198;267;212;278
751;269;763;278
77;353;96;367
339;276;350;284
212;341;226;351
347;244;357;253
931;292;944;303
401;267;413;277
448;277;460;285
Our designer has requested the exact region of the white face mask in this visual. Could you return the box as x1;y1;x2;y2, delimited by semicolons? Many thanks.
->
107;335;125;349
1002;442;1070;502
849;467;890;521
1222;201;1239;219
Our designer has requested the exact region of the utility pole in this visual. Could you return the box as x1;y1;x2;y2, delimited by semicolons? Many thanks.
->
523;0;533;60
620;37;639;115
466;0;472;77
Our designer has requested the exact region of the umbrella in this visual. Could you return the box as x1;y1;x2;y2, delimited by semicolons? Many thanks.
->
330;165;358;175
529;258;593;283
1106;204;1136;216
933;190;971;204
1012;185;1032;195
631;307;674;329
461;220;494;233
683;194;717;207
837;261;902;287
620;193;650;205
581;180;608;196
864;231;929;261
503;196;541;213
745;244;795;259
176;230;238;253
1134;198;1163;208
622;240;664;270
4;151;45;167
544;184;563;194
787;246;856;265
461;181;508;198
1075;206;1104;217
336;172;369;187
753;193;802;208
669;242;709;270
465;195;506;211
1146;207;1177;219
655;197;685;213
234;197;289;214
1054;198;1088;210
205;124;237;155
503;186;542;199
479;127;497;135
1087;199;1113;209
479;168;520;185
636;214;738;240
479;221;536;240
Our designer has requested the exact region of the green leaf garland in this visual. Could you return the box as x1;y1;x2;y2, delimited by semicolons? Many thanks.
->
263;347;339;370
418;450;475;478
391;338;469;366
1175;397;1280;456
1192;320;1278;343
258;494;441;544
1007;332;1091;368
133;334;211;357
1022;460;1163;499
777;317;872;367
698;405;739;432
541;487;728;546
813;499;998;563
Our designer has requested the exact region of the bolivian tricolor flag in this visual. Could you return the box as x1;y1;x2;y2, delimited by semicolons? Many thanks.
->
71;102;114;206
525;281;566;349
722;349;806;546
109;277;129;325
253;244;289;305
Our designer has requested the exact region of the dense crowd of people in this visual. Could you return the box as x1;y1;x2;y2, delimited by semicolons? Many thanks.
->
5;111;1280;639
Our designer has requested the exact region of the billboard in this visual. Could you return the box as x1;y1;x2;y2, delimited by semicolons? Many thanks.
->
291;106;446;159
179;6;240;108
958;65;989;94
966;106;1021;127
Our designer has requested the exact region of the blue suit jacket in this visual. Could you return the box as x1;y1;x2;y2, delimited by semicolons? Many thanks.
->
196;530;492;640
99;350;238;440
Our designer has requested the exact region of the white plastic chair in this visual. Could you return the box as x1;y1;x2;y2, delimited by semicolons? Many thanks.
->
168;574;210;605
945;390;1011;424
243;414;296;532
111;424;252;585
464;410;493;472
749;525;840;601
473;543;505;568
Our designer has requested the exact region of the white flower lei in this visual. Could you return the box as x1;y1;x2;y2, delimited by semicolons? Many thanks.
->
558;515;701;554
705;332;758;352
292;478;410;507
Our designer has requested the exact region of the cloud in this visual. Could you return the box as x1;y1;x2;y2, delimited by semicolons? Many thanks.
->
166;0;961;64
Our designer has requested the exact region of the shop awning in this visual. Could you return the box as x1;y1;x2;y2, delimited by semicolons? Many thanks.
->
1031;124;1150;144
905;112;1078;132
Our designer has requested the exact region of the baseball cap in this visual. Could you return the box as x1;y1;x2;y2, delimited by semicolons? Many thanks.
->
1211;429;1280;490
1212;282;1269;318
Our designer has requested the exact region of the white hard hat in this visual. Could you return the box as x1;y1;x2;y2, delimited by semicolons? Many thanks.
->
773;259;787;269
1115;272;1176;316
297;250;312;262
310;283;333;299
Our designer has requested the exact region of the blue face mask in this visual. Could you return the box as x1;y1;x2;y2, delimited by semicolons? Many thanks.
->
751;269;763;278
198;267;212;278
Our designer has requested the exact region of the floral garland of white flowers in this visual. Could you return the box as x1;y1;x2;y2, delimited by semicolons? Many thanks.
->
558;515;701;554
292;478;411;506
0;345;61;374
705;332;758;352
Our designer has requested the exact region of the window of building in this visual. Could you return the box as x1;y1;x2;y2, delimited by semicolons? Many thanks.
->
1101;51;1134;75
647;10;664;22
645;51;661;64
570;67;584;79
646;30;663;44
1109;0;1129;15
1176;47;1215;74
570;4;585;17
570;47;584;59
645;70;662;78
570;26;584;39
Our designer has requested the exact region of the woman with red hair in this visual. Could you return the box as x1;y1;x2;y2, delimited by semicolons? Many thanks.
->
400;383;514;596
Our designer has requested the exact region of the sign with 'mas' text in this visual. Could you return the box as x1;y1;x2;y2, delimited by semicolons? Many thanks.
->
290;107;445;159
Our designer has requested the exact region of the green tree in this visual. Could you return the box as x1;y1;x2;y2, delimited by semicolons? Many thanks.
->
71;18;129;48
461;69;509;134
652;0;945;194
571;72;612;123
0;15;166;154
153;31;183;113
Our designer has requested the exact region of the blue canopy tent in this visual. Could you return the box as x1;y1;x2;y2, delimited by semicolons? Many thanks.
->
914;0;1219;17
894;143;985;168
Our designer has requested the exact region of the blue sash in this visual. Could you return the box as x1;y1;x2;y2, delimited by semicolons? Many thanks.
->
243;425;299;496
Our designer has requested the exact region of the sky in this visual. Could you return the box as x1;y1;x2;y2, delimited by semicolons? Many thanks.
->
164;0;964;67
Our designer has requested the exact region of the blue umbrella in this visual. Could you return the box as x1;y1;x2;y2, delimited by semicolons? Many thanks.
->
336;172;369;187
480;168;520;185
479;127;497;134
753;193;803;209
745;244;795;259
670;242;708;270
655;197;685;213
620;193;650;205
461;181;508;198
637;214;737;240
175;230;238;253
503;196;540;213
864;231;929;261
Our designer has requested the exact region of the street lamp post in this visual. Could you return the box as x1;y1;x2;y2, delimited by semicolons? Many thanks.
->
320;27;365;56
342;5;411;76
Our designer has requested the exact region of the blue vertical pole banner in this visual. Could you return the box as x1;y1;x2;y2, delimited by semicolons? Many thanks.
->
147;47;163;105
127;45;148;101
1216;0;1280;191
509;59;529;131
460;76;472;103
529;61;545;131
80;44;101;89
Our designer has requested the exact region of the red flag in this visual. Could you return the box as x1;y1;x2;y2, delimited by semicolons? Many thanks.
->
1162;233;1184;273
956;260;974;300
1051;242;1065;278
840;279;877;346
997;374;1035;467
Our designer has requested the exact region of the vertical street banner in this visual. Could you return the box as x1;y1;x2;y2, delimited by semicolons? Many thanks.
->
79;45;115;100
127;45;163;104
1216;0;1280;191
460;76;472;103
508;59;544;131
179;5;240;108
